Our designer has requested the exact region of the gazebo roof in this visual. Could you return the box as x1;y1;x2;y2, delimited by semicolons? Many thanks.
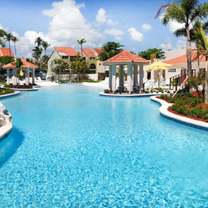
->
104;49;149;64
2;63;16;68
2;59;38;68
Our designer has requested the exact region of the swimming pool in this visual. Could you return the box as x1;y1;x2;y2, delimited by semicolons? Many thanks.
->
0;84;208;207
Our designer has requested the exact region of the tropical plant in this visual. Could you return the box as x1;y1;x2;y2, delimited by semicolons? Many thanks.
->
155;0;208;77
0;29;7;47
194;27;208;103
0;56;14;65
52;59;69;81
13;58;23;80
42;41;50;56
4;33;14;57
35;37;43;47
98;42;124;61
188;74;204;98
77;39;86;56
32;46;42;63
71;54;90;81
12;36;19;58
138;48;165;60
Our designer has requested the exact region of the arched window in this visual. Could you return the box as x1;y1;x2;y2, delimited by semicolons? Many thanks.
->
90;63;96;69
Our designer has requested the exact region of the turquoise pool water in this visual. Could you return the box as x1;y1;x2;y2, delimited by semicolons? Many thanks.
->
0;84;208;207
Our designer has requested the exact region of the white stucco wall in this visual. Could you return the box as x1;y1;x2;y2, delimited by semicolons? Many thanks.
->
47;50;60;78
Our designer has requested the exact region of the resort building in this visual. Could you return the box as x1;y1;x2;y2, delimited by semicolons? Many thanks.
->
47;47;101;80
0;48;14;58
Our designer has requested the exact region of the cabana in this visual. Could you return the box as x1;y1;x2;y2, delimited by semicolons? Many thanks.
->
3;59;38;85
104;49;149;93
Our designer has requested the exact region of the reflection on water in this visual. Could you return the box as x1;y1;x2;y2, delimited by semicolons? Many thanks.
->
0;128;24;168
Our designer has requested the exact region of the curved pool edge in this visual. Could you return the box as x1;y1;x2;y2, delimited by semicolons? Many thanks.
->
150;96;208;131
0;91;20;99
99;92;167;97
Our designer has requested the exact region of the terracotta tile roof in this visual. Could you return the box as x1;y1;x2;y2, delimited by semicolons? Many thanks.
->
104;49;150;64
0;48;14;57
54;47;79;56
82;48;96;57
94;48;103;55
2;59;38;68
2;63;16;68
76;51;83;56
165;51;206;64
21;59;38;68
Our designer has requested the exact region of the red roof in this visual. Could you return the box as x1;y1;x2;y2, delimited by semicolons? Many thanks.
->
0;48;14;57
76;51;83;56
2;63;15;68
165;51;206;64
104;49;150;64
21;59;38;68
54;47;79;56
2;59;38;68
82;48;96;57
94;48;103;55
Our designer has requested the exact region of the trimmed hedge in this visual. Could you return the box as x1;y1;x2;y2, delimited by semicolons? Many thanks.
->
0;88;14;95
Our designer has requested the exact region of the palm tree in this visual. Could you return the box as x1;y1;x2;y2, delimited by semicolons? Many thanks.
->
174;20;208;74
35;37;43;47
42;41;51;56
32;46;42;63
155;0;208;77
12;36;19;58
0;29;7;47
4;33;13;57
194;27;208;103
77;39;86;56
71;54;89;81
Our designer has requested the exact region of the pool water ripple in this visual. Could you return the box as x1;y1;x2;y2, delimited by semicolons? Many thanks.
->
0;84;208;207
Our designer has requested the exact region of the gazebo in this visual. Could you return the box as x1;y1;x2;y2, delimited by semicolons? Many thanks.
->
104;49;149;93
3;59;38;85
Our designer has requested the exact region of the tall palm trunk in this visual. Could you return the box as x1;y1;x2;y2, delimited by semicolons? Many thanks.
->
186;25;192;77
14;42;17;58
9;41;11;57
205;58;208;104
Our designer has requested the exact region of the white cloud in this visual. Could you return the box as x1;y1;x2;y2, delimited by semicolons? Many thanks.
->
128;27;143;42
142;24;151;31
160;43;172;51
176;37;186;49
115;36;122;41
104;28;124;36
107;19;118;26
43;0;105;43
96;8;107;23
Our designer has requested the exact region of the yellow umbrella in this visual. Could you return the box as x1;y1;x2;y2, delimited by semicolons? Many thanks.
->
20;69;23;76
145;61;173;88
144;66;169;70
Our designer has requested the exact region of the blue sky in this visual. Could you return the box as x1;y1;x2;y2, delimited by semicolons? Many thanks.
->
0;0;207;58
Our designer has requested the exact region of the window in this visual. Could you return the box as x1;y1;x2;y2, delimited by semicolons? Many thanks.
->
62;56;68;59
90;63;96;69
70;56;76;62
90;57;95;60
168;69;176;72
99;63;101;65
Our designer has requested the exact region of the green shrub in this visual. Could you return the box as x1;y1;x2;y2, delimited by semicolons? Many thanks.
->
150;89;153;93
156;91;159;93
160;94;165;99
145;91;149;94
204;114;208;122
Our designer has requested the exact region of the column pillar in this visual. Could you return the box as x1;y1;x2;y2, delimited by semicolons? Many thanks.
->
112;64;116;92
25;68;29;85
32;68;35;85
109;65;112;91
133;65;138;90
127;63;132;93
119;65;124;92
13;68;17;85
7;68;10;85
139;63;144;93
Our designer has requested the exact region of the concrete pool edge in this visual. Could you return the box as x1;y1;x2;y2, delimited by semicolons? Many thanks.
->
0;103;13;141
0;91;20;98
150;96;208;131
99;92;168;97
